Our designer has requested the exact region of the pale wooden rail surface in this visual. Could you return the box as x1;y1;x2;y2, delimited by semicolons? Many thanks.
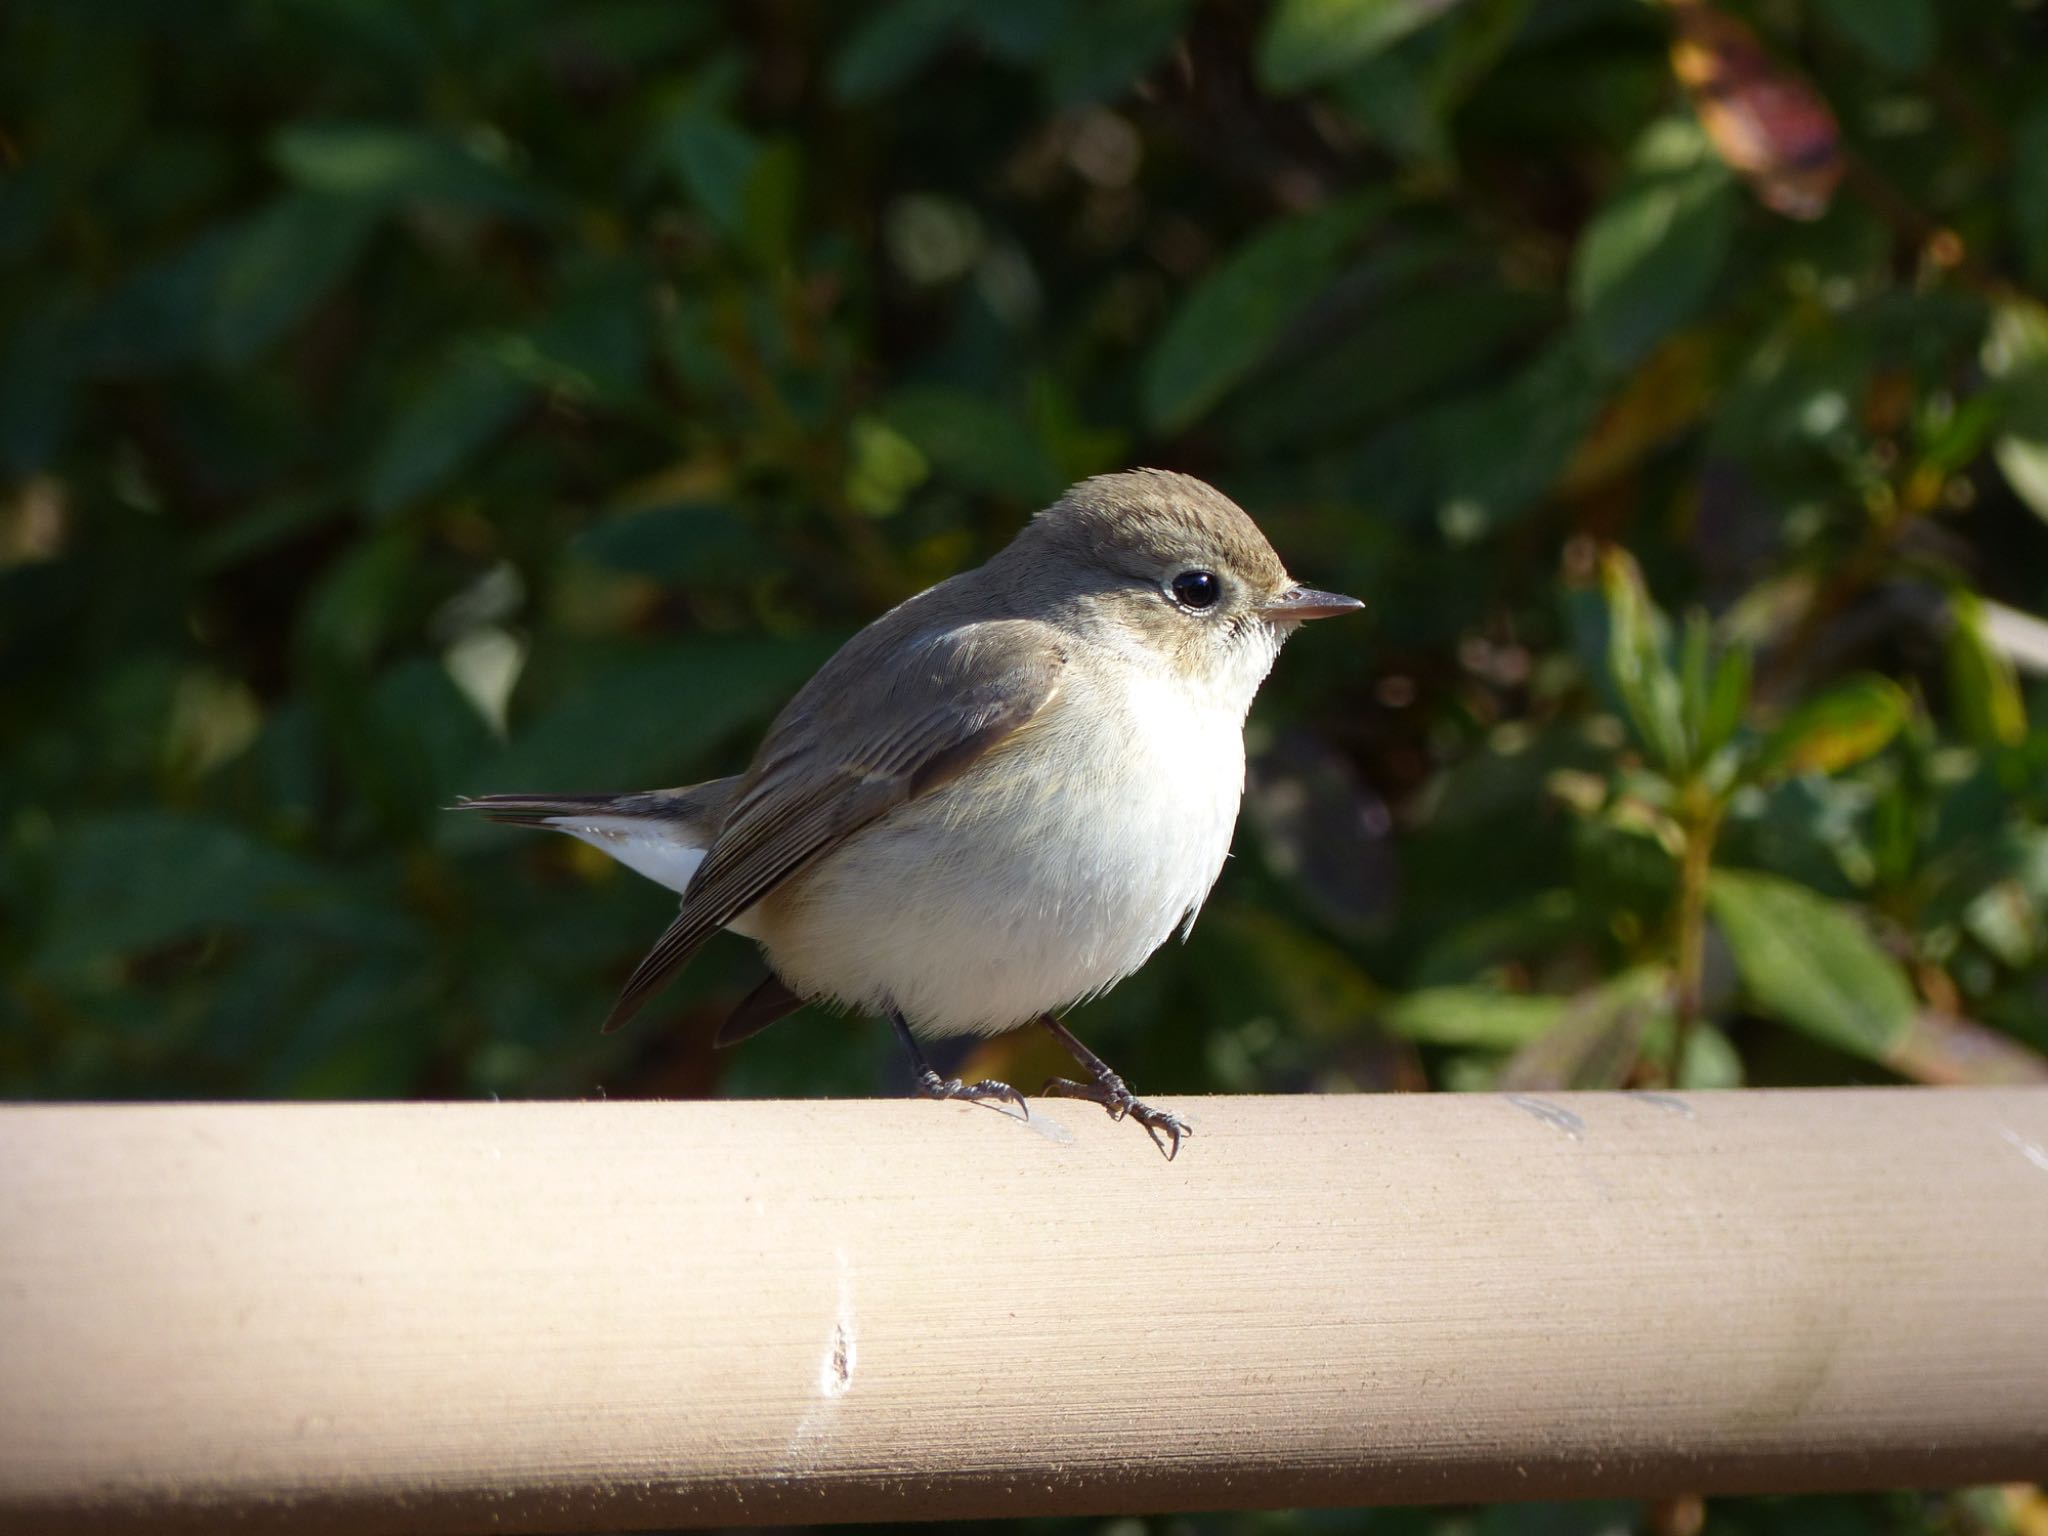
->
2;1090;2046;1534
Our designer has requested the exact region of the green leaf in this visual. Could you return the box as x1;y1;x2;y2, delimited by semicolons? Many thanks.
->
1141;196;1381;433
1700;644;1753;761
456;637;841;823
1811;0;1934;74
1599;547;1688;776
2017;107;2048;291
270;122;550;219
883;386;1063;503
1679;611;1711;761
1983;299;2048;524
1498;966;1670;1090
1428;337;1607;539
1258;0;1463;95
203;193;379;365
575;502;765;583
1382;985;1564;1050
0;287;84;474
830;0;968;102
365;345;530;517
33;813;337;974
1041;0;1190;103
657;109;760;241
1946;591;2028;748
1706;869;1915;1060
1752;674;1911;780
1572;118;1736;371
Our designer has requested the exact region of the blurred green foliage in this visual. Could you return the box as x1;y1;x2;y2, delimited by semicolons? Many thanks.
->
6;0;2048;1096
5;0;2048;1528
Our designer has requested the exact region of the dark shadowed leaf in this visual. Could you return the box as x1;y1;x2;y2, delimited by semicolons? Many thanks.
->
1041;0;1190;104
1706;868;1915;1060
1142;196;1382;434
1572;117;1735;371
0;289;83;473
830;0;968;102
1427;337;1607;537
271;122;551;218
575;502;765;583
1258;0;1464;94
365;346;530;516
657;110;760;241
2018;108;2048;291
884;386;1064;503
32;813;356;974
1811;0;1934;75
450;637;840;831
1752;674;1911;780
204;193;379;365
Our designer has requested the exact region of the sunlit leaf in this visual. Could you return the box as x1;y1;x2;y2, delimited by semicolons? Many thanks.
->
1558;333;1720;491
1983;299;2048;524
1945;590;2028;748
1751;674;1911;780
1669;4;1843;220
1140;196;1381;434
1599;547;1688;777
1381;986;1564;1050
1258;0;1465;94
1498;966;1669;1091
1706;869;1915;1060
1884;1009;2048;1086
1571;117;1735;370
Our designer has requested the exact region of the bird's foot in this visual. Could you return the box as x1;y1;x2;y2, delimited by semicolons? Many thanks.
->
915;1069;1028;1119
1040;1073;1191;1160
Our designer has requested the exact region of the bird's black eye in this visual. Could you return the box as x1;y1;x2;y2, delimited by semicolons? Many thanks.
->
1170;569;1221;610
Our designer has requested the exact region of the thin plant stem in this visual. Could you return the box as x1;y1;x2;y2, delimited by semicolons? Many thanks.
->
1670;796;1724;1088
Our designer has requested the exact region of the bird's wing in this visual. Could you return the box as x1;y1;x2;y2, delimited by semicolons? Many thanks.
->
602;619;1067;1033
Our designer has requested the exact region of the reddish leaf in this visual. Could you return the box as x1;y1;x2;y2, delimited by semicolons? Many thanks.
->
1667;2;1843;221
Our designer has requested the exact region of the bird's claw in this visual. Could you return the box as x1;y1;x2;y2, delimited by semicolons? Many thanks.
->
1039;1073;1191;1159
916;1070;1028;1119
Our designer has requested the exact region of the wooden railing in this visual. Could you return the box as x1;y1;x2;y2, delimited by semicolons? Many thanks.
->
3;1088;2045;1533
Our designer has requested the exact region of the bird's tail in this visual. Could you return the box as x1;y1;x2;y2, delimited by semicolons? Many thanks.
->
456;792;633;828
454;779;743;897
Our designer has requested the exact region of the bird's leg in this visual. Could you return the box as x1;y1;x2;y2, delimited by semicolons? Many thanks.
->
890;1009;1027;1117
1036;1014;1191;1159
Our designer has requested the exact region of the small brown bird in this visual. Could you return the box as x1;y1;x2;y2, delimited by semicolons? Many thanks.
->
464;469;1360;1155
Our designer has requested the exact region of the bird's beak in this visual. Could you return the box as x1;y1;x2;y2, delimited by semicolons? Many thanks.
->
1264;586;1365;622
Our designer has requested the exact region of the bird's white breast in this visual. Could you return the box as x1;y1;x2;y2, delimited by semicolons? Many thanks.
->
752;653;1252;1036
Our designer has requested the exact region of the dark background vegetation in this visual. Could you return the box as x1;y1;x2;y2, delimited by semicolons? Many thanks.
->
3;1;2046;1532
